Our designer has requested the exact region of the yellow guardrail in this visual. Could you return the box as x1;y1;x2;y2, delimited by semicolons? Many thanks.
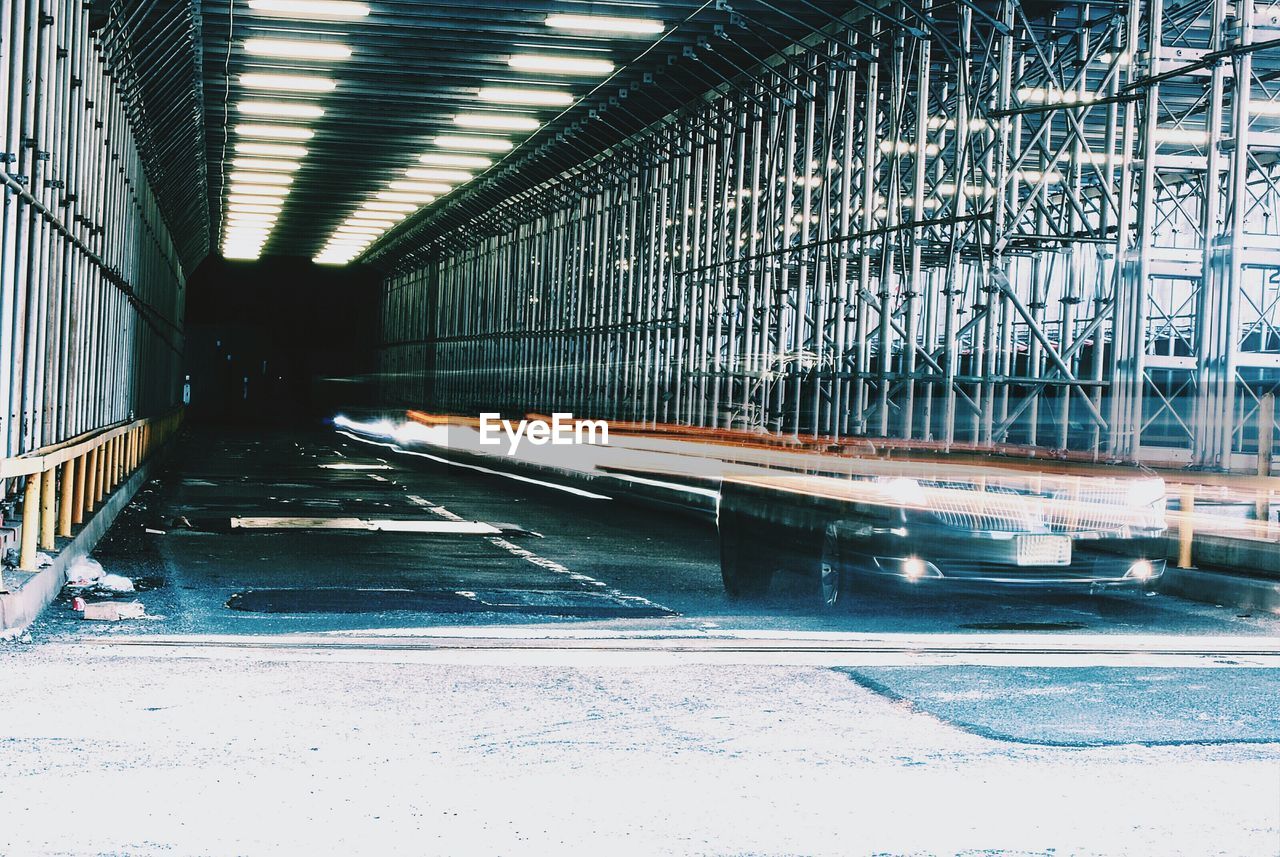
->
3;409;182;574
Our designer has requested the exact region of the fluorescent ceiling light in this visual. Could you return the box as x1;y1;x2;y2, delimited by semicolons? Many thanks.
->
235;123;314;140
232;157;301;172
1250;100;1280;116
228;201;283;212
228;185;290;197
235;142;307;157
240;73;337;92
453;113;540;131
545;14;663;34
433;135;511;152
508;54;614;75
347;217;397;227
229;194;285;205
477;87;573;107
238;101;324;119
377;191;435;204
335;228;382;236
248;1;370;19
229;170;292;185
395;178;453;193
362;201;416;212
244;38;351;60
227;214;277;223
224;250;262;259
401;170;468;183
419;153;491;168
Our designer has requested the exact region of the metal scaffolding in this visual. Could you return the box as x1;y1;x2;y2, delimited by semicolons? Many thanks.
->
0;0;187;460
377;0;1280;470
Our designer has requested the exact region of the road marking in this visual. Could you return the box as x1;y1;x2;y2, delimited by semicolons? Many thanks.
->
229;516;501;534
319;462;393;470
44;632;1280;669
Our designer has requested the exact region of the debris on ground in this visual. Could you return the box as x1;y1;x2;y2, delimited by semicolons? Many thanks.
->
75;599;147;621
65;556;105;586
144;527;167;535
96;573;136;594
35;552;54;569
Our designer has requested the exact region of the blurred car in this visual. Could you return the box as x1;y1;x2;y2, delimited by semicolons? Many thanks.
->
718;467;1168;607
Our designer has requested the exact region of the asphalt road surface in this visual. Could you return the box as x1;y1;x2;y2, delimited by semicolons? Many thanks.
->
3;427;1278;855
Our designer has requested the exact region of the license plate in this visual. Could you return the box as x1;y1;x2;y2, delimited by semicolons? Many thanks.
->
1016;535;1072;566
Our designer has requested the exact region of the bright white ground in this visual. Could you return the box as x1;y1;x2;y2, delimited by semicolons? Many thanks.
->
2;642;1277;856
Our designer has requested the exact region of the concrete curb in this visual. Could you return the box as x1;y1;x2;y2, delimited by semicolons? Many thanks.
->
0;457;158;632
1158;567;1280;615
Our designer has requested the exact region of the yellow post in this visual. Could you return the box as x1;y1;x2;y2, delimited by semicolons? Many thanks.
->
58;458;74;537
1177;487;1195;569
97;440;108;499
74;452;88;523
39;466;55;550
19;472;40;571
87;444;100;509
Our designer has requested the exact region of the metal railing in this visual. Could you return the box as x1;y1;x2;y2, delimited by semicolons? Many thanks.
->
0;409;182;585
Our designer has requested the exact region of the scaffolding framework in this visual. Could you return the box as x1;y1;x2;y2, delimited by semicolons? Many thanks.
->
0;0;187;459
378;0;1280;470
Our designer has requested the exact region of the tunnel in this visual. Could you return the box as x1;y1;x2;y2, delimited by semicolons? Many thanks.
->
0;1;1279;854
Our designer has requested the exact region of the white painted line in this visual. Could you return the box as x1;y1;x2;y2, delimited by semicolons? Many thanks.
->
47;638;1280;669
231;516;373;530
229;516;501;534
319;462;393;471
372;520;500;534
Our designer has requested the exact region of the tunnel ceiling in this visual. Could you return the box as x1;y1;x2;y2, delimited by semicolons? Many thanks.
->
189;0;917;266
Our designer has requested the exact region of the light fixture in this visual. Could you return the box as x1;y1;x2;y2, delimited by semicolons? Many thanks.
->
335;226;382;235
453;113;540;131
544;14;663;34
362;201;416;212
228;185;290;197
244;38;352;60
401;170;468;183
229;170;292;185
227;213;277;223
238;101;325;119
229;194;288;206
240;73;337;93
433;135;512;152
376;191;434;204
347;217;397;227
419;153;491;168
235;142;308;158
508;54;614;75
477;87;573;107
228;202;283;213
1153;127;1209;145
225;249;262;259
247;0;370;19
232;157;301;172
235;123;314;140
1250;100;1280;116
395;178;454;192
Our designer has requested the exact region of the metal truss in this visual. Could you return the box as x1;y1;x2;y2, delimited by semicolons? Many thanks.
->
377;0;1280;470
0;0;186;461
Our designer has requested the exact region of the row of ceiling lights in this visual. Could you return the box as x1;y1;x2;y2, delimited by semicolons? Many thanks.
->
312;8;666;265
220;1;665;262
